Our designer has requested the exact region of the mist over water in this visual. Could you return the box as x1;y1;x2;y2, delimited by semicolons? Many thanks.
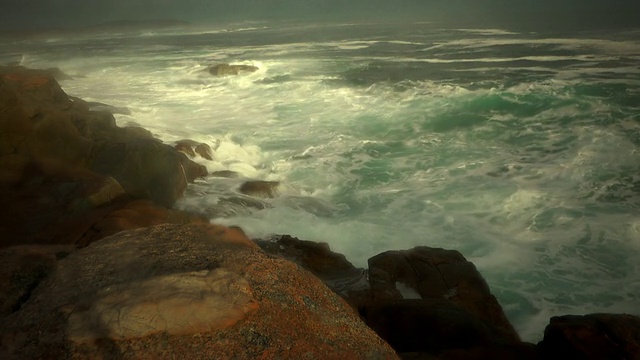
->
2;20;640;341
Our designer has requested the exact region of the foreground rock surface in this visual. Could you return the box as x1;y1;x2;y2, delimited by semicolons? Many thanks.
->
0;224;398;359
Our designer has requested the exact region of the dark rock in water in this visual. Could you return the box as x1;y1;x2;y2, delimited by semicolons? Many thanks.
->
537;313;640;360
85;101;132;115
363;299;495;353
365;247;520;344
239;180;280;198
255;235;365;292
175;139;214;160
175;141;197;157
195;142;213;160
42;67;72;81
211;170;240;178
208;63;259;76
0;224;397;359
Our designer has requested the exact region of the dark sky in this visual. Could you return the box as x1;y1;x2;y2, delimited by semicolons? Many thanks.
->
1;0;639;31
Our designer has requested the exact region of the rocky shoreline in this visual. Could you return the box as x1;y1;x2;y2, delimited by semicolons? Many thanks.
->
1;66;639;359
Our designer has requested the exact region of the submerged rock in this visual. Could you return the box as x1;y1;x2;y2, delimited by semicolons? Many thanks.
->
239;180;280;198
208;63;259;76
0;224;398;359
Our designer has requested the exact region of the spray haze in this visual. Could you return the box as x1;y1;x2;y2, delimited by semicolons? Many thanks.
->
1;0;639;31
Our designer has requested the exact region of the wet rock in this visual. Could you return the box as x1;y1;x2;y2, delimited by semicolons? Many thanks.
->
537;313;640;360
239;180;280;198
364;247;520;346
257;238;524;357
208;63;259;76
175;139;198;157
255;235;364;292
195;142;213;160
85;101;132;115
211;170;240;178
175;139;214;160
90;138;189;207
0;66;209;247
0;224;398;359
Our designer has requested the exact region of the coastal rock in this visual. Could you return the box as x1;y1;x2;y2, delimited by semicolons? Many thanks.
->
74;199;209;247
175;140;196;157
239;180;280;198
537;314;640;360
355;247;524;358
364;247;520;344
208;63;259;76
255;235;366;296
85;101;132;115
194;142;213;160
256;237;526;358
175;139;214;160
0;224;398;359
90;138;190;207
0;66;208;247
210;169;240;178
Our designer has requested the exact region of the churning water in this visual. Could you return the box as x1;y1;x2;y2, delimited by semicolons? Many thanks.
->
3;21;640;341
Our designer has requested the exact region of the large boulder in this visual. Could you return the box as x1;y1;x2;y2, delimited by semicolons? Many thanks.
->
537;314;640;360
255;237;529;358
0;66;207;248
0;224;398;359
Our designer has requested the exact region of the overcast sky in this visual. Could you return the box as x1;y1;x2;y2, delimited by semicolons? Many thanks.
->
1;0;639;31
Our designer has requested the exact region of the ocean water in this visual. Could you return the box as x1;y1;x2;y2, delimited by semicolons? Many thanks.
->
2;21;640;341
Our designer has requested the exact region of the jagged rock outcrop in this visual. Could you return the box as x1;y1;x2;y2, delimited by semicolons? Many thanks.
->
0;224;398;359
174;139;213;160
257;236;537;359
0;66;207;248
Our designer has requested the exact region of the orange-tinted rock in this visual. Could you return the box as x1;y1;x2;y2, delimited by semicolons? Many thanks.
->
75;199;208;247
537;314;640;360
0;224;398;359
0;245;74;318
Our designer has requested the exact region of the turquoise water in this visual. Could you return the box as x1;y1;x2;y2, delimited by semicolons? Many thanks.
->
3;22;640;341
